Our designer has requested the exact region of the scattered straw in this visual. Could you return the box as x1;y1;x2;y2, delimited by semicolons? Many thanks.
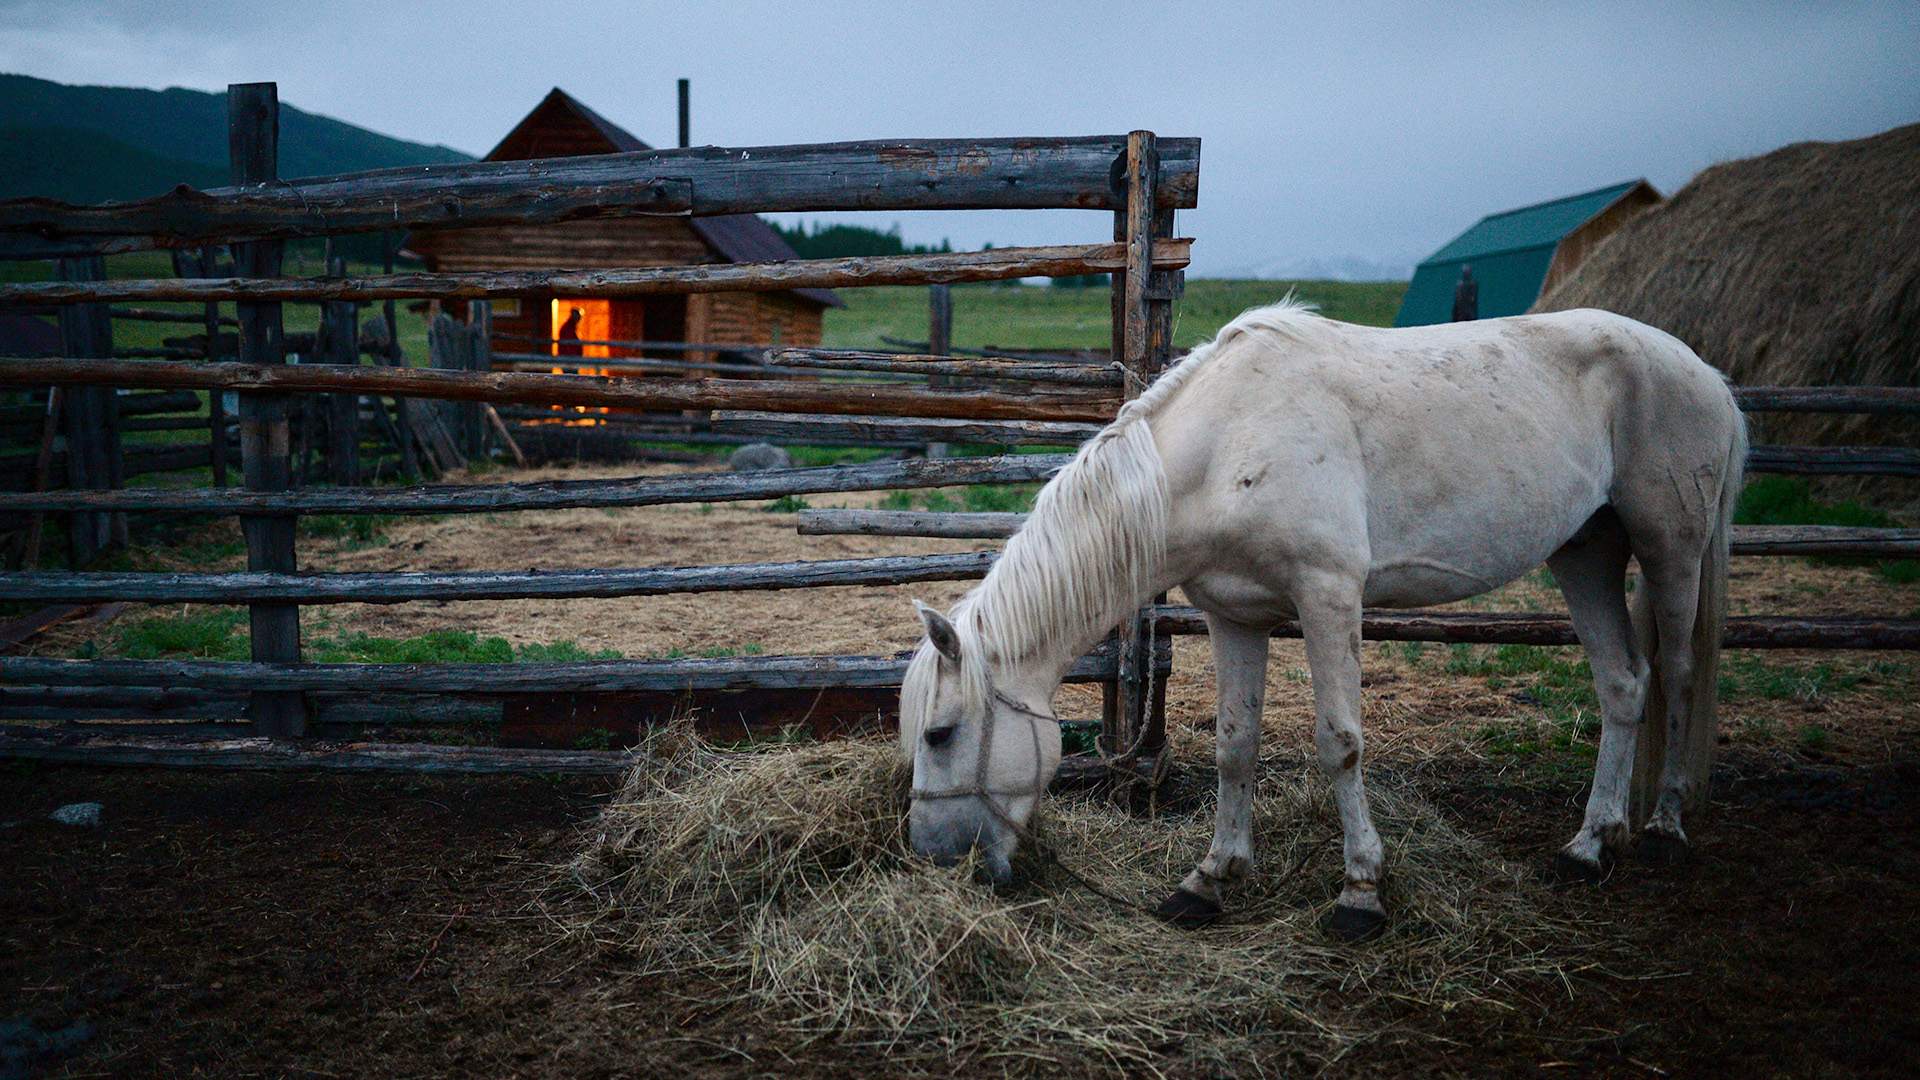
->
562;735;1613;1075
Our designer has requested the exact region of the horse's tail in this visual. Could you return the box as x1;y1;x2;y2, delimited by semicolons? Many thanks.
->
1631;407;1746;826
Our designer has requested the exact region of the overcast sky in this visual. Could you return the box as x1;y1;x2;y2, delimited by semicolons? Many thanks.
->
3;0;1915;277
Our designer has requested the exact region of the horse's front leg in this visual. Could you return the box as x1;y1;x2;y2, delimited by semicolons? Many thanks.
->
1156;615;1270;927
1297;572;1387;941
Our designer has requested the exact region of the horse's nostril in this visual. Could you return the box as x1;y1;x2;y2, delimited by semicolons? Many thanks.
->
924;724;956;748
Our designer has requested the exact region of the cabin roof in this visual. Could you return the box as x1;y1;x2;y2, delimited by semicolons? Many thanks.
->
472;87;841;308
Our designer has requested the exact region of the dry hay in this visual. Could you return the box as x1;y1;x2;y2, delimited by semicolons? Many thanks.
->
563;734;1615;1075
1533;122;1920;454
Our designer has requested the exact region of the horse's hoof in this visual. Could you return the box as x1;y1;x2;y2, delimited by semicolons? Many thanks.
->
1154;888;1221;928
1636;830;1690;867
1322;903;1387;943
1548;849;1613;886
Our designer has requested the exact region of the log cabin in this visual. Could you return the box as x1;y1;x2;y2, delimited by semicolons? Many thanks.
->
404;88;841;364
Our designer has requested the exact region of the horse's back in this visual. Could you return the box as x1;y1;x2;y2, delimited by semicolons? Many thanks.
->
1154;308;1739;613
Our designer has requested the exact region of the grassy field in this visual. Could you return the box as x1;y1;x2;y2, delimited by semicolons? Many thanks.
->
820;279;1406;350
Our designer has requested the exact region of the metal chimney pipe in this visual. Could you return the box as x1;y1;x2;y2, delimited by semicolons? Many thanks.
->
677;79;690;147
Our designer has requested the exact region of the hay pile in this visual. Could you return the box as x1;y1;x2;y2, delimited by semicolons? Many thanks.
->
564;735;1611;1073
1534;122;1920;450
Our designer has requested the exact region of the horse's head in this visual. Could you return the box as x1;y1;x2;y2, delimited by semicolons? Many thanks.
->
900;600;1061;883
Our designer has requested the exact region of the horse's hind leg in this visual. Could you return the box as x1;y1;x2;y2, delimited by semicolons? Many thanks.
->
1295;572;1386;940
1548;510;1650;883
1633;547;1710;862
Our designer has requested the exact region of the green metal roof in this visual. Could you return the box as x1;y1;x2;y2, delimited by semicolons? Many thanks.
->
1395;179;1646;327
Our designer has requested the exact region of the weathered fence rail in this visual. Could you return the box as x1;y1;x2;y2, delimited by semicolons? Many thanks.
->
0;240;1190;305
0;136;1201;259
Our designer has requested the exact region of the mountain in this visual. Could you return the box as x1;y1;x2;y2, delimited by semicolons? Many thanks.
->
0;73;473;203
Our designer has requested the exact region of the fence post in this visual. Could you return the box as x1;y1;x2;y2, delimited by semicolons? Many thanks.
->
926;284;952;458
319;253;361;486
229;81;305;738
1101;130;1169;761
55;255;120;566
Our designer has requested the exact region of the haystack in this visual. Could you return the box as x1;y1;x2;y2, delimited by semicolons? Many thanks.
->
562;734;1617;1074
1533;122;1920;450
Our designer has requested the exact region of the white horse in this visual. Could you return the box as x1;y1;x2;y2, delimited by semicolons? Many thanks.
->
902;299;1746;939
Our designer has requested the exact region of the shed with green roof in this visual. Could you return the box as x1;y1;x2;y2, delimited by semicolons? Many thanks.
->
1394;179;1661;327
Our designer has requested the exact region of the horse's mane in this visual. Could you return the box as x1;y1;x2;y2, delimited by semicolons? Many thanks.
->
902;297;1319;748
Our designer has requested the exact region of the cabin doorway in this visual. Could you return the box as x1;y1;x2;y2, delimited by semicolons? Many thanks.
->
550;299;612;358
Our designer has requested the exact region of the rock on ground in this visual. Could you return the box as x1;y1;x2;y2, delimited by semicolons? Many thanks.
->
49;803;102;827
728;443;792;472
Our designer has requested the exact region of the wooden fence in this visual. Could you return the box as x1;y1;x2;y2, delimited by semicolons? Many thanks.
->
0;82;1195;770
0;81;1913;796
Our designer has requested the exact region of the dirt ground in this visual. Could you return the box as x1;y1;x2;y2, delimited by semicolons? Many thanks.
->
6;461;1919;1076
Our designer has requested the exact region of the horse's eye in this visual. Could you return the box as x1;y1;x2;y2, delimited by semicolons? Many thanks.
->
923;724;956;749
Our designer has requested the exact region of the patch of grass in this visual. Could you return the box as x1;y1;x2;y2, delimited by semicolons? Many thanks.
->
918;490;959;513
113;608;249;660
1797;724;1831;754
785;445;894;468
1719;653;1865;705
962;483;1039;513
762;495;811;513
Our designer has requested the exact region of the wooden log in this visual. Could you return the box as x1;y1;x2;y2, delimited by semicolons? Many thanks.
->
793;512;1920;558
120;390;203;417
1142;605;1920;649
0;641;1128;694
490;352;812;379
767;348;1122;387
490;332;797;354
1746;444;1920;477
0;240;1193;306
0;550;1000;605
0;728;635;774
0;452;1069;514
0;356;1123;422
1735;386;1920;415
228;81;304;738
0;686;495;727
110;306;239;326
112;346;205;359
1730;525;1920;557
798;509;1026;538
1109;131;1162;756
0;136;1201;259
482;405;526;466
711;411;1099;446
56;255;121;564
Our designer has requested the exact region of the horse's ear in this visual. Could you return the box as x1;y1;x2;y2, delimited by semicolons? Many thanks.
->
913;600;962;665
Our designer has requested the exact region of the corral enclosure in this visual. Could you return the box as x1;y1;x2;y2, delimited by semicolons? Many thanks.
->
0;83;1916;1077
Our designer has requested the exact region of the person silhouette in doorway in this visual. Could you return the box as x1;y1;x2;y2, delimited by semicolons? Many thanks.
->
1452;265;1479;322
558;306;585;356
